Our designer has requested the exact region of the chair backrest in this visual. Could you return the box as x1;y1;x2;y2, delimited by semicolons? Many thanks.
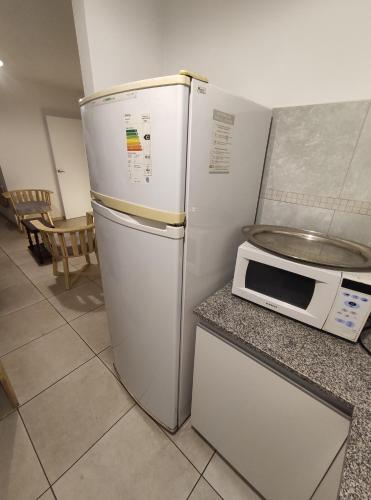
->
33;221;95;259
3;189;52;208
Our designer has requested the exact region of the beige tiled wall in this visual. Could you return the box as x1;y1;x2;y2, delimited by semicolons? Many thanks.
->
257;100;371;246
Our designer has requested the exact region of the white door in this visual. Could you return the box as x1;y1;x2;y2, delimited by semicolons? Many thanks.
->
80;84;189;214
92;200;184;431
46;116;92;219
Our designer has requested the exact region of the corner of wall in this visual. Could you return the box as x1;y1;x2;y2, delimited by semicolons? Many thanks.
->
71;0;95;96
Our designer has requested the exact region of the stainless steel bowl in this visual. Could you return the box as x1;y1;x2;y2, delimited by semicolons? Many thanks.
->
242;225;371;270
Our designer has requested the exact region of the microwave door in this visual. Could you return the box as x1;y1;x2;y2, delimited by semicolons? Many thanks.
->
244;261;316;310
232;244;341;329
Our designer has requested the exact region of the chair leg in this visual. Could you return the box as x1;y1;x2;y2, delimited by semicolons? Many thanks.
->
85;253;91;265
62;258;71;290
52;258;58;276
95;249;100;265
45;211;54;227
16;215;23;232
0;360;18;408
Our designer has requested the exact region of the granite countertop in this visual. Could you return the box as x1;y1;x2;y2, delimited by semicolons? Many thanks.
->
194;282;371;500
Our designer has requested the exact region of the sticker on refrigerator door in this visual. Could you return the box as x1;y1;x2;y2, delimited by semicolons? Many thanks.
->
124;113;152;184
209;109;235;174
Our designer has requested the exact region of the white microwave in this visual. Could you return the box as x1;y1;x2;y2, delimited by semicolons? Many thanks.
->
232;242;371;342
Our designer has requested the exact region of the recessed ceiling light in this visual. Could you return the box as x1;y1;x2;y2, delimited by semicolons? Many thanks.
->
0;60;4;68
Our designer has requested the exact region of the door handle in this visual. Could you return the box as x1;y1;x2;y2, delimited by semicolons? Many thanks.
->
57;169;65;173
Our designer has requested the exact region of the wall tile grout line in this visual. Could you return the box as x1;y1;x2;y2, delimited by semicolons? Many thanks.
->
339;101;371;200
261;190;371;216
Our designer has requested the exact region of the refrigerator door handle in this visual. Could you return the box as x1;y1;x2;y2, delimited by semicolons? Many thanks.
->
92;200;184;240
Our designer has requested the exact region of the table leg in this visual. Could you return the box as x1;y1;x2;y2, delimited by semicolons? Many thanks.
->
34;232;44;264
26;227;33;249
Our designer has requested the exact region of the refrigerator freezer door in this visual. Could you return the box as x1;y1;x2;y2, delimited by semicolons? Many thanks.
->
178;80;272;425
81;84;189;219
92;201;184;431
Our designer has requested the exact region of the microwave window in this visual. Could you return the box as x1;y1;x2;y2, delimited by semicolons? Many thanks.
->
245;261;315;309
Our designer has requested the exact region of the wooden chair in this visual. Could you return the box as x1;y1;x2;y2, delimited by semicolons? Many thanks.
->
0;360;18;409
3;189;54;231
33;216;98;290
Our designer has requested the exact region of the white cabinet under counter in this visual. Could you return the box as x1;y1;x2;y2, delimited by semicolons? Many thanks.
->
191;325;350;500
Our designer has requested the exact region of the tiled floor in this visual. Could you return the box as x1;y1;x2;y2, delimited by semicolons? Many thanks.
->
0;215;260;500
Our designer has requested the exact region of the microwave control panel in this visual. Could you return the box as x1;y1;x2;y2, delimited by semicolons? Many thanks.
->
324;277;371;341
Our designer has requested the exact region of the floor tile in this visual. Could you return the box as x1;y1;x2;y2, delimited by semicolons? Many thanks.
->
204;454;261;500
189;478;222;500
70;306;110;353
69;253;100;279
92;277;102;287
18;260;55;282
7;246;38;267
0;263;28;292
38;489;55;500
167;418;214;473
0;236;29;254
33;274;89;298
0;300;65;357
21;357;134;483
71;262;101;280
48;281;104;321
98;347;117;377
53;406;199;500
0;412;49;500
0;247;9;261
1;324;93;404
0;280;43;317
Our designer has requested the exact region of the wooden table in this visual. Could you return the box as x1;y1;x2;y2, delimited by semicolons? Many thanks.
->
21;218;52;265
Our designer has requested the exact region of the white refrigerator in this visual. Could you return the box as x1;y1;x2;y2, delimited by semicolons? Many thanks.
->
80;72;271;431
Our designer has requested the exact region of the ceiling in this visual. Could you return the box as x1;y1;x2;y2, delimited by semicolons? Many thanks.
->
0;0;83;91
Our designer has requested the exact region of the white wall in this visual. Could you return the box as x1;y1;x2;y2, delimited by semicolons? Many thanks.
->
73;0;371;107
0;76;81;218
163;0;371;107
72;0;165;95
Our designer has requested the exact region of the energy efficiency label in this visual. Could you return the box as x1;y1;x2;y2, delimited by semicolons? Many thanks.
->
124;113;152;184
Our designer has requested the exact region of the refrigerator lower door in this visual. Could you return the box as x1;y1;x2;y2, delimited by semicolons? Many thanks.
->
92;200;184;431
